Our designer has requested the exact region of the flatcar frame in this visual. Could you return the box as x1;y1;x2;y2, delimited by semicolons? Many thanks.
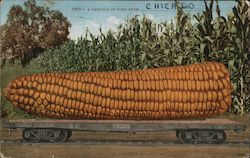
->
3;118;246;144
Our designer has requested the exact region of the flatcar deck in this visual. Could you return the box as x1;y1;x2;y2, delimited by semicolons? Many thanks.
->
4;118;246;132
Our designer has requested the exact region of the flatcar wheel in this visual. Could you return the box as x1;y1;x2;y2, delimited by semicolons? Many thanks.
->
176;130;180;139
177;130;192;144
177;129;226;144
56;130;69;142
207;130;226;144
22;129;40;143
67;130;72;140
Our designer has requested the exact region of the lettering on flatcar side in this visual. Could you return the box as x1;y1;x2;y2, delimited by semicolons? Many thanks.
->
112;124;131;130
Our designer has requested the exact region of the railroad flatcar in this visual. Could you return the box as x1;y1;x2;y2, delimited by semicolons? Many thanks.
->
4;62;245;143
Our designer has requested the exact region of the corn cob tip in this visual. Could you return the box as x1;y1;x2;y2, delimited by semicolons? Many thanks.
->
4;78;20;108
4;81;12;101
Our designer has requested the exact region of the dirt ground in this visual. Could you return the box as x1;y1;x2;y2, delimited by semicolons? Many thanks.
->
1;115;250;158
1;144;250;158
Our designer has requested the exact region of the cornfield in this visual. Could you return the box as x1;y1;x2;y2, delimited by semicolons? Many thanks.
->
34;0;250;114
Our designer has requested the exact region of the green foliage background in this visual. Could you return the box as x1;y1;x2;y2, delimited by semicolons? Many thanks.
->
34;1;250;114
0;0;71;67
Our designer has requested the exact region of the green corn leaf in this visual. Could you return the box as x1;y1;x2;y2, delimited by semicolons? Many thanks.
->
228;59;236;71
200;43;206;55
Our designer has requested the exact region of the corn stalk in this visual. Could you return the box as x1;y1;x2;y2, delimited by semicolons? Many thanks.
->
228;1;250;114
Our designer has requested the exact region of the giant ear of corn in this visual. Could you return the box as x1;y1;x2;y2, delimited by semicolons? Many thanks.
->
4;62;232;120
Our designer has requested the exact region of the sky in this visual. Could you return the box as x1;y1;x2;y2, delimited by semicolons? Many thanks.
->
0;0;237;41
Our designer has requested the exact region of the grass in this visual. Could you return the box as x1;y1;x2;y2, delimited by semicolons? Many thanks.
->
0;63;44;118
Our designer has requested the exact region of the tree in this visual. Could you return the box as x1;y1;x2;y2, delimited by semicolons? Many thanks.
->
0;0;71;66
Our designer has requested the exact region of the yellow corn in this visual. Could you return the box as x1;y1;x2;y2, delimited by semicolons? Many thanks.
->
4;62;232;120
